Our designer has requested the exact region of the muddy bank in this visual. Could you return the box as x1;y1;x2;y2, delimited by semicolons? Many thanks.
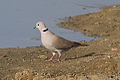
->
0;5;120;80
58;5;120;37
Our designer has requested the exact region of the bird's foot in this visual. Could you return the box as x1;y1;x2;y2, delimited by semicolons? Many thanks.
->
48;55;55;61
48;59;53;61
57;56;61;62
57;59;61;62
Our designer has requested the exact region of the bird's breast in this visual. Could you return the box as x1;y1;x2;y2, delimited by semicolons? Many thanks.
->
41;33;56;51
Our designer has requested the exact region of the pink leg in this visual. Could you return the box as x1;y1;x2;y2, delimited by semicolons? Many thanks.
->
48;55;55;61
57;56;61;62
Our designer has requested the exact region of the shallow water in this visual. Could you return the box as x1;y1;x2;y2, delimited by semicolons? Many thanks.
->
0;0;120;48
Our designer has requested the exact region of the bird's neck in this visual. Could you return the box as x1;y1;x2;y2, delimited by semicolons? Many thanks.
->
42;28;48;32
38;28;48;33
41;28;54;36
40;28;50;35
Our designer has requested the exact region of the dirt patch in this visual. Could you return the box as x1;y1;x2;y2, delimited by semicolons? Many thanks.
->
1;5;120;80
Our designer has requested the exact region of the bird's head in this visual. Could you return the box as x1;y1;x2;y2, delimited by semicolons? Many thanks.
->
34;21;48;32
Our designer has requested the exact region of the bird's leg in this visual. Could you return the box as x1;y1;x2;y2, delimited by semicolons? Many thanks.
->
48;52;56;61
57;56;61;62
57;51;62;62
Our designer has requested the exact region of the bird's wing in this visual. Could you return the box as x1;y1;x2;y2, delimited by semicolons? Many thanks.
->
52;35;80;50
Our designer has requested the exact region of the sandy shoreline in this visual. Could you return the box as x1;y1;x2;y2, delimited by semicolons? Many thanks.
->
1;5;120;80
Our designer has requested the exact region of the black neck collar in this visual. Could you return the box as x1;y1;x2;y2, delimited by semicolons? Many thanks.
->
43;28;48;32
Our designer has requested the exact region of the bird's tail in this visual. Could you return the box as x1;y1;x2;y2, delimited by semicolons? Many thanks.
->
73;42;88;47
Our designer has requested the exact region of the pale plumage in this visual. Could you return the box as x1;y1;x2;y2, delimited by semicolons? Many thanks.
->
34;21;82;61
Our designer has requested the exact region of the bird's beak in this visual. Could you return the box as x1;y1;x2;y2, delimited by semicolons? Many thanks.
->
33;26;36;29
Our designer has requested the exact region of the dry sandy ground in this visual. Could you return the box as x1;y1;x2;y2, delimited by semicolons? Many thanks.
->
1;5;120;80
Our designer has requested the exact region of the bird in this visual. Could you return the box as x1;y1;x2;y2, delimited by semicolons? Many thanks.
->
34;21;86;61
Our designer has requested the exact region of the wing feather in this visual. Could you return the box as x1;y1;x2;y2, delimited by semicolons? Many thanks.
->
52;35;80;50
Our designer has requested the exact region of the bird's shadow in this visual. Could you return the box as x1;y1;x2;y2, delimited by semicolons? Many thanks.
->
64;52;101;61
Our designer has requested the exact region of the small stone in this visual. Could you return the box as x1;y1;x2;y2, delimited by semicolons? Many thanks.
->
38;55;47;60
33;75;44;80
15;69;38;80
111;48;118;51
95;22;99;25
107;56;111;58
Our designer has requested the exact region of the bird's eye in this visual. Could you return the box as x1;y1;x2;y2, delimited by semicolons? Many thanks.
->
38;24;39;26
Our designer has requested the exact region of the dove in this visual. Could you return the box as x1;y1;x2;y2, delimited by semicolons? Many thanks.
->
34;21;85;61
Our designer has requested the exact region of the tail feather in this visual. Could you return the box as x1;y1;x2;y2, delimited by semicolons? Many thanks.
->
73;42;88;47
